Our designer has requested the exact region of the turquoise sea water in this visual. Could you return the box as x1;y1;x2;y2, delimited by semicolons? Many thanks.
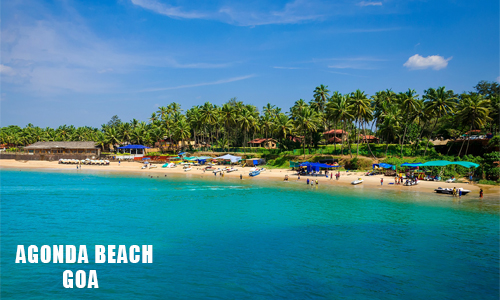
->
1;169;499;299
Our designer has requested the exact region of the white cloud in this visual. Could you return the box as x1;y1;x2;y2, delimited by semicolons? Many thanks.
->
130;0;324;26
1;10;233;95
138;74;255;92
0;64;14;75
403;54;452;70
130;0;207;19
357;1;383;7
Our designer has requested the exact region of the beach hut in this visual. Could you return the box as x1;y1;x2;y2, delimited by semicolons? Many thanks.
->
216;154;242;164
117;145;150;157
245;158;265;167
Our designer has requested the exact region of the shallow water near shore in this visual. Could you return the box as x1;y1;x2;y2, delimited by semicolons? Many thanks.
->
1;169;499;299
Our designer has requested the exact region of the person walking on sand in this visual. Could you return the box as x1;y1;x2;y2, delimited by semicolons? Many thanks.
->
381;178;383;186
307;178;310;185
479;189;483;198
330;173;333;180
240;174;242;180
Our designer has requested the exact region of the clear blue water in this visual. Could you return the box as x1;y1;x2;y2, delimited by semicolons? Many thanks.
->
1;169;499;299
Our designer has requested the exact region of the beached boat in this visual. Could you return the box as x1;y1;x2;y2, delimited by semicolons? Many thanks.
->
225;167;238;173
434;187;471;195
403;179;419;186
351;178;363;185
249;169;260;177
183;165;192;172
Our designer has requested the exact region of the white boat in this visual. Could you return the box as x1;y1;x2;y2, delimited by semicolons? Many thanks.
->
149;164;158;169
351;178;364;185
249;169;260;177
435;187;471;195
183;165;192;172
225;167;238;173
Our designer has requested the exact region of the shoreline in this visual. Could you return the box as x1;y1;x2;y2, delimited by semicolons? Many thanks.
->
1;159;499;200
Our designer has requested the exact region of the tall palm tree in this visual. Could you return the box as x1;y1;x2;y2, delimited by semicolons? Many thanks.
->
274;113;294;149
293;106;318;158
422;87;457;156
398;89;420;157
456;94;491;155
174;120;191;149
350;90;372;156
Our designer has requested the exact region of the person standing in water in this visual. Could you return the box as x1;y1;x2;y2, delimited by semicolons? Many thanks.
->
479;189;483;198
307;178;310;185
240;174;242;180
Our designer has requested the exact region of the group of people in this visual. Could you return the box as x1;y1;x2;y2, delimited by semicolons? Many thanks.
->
452;187;463;198
306;178;319;186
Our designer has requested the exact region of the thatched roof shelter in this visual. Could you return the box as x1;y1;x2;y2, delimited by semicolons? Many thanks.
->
25;141;97;149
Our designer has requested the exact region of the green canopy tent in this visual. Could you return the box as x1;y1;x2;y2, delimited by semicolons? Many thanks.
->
420;160;479;168
420;160;480;179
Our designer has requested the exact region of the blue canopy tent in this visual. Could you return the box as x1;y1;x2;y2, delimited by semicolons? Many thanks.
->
196;156;213;165
401;162;423;168
300;162;338;173
117;144;150;155
372;163;395;170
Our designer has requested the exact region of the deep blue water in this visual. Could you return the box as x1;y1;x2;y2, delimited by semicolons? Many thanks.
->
1;169;499;299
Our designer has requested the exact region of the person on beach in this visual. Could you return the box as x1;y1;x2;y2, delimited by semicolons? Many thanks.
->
330;173;333;180
394;177;397;185
307;178;310;185
315;180;318;185
479;189;483;198
452;187;457;197
118;160;120;166
298;174;300;180
381;178;383;185
240;174;242;180
458;188;462;198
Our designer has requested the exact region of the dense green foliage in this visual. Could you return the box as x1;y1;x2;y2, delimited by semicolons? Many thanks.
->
1;81;498;162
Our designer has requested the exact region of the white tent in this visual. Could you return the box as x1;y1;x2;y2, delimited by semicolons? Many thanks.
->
215;154;242;163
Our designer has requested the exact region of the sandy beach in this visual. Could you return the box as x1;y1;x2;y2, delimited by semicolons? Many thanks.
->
2;159;498;199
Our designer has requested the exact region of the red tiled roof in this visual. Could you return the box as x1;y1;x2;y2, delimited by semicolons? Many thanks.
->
248;138;276;144
328;137;342;143
361;135;379;140
323;129;347;135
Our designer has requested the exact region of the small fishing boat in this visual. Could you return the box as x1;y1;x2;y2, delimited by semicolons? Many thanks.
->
226;167;238;173
249;169;261;177
434;187;471;195
351;178;363;185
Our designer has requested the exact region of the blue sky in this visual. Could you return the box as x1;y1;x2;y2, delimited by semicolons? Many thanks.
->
1;0;498;127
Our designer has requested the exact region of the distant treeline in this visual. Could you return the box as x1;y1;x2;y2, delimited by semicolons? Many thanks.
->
1;80;499;158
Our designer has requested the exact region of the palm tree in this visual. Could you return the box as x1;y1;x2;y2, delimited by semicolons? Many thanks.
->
350;90;372;156
274;113;294;149
174;120;191;149
293;106;318;158
312;84;330;115
237;107;256;150
456;93;491;155
422;87;457;156
398;89;420;157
